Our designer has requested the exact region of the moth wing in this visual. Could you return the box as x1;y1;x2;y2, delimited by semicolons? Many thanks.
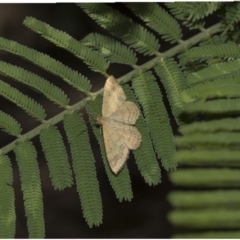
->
120;125;142;150
102;76;126;117
106;119;142;150
101;119;129;174
109;101;140;125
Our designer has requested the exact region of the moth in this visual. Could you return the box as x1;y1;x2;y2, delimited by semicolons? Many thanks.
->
96;76;142;174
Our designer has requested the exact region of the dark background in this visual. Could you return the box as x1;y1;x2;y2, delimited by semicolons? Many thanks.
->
0;3;218;238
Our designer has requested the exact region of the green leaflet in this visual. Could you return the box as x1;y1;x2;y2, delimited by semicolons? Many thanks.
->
77;3;160;56
0;37;92;93
132;70;177;171
176;150;240;167
168;190;240;208
169;168;240;187
179;117;240;134
14;141;45;238
183;99;240;115
0;110;21;136
0;61;69;107
180;43;240;65
187;59;240;84
168;208;240;229
165;2;221;29
63;112;102;227
126;3;182;43
154;58;187;125
0;155;15;238
176;132;240;149
39;125;73;190
24;17;109;75
225;2;240;31
81;33;137;65
0;80;46;121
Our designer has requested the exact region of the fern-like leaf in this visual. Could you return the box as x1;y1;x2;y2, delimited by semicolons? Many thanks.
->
63;112;102;227
0;155;15;238
24;17;109;74
182;99;240;115
225;2;240;31
168;190;240;208
187;59;240;85
176;150;240;167
39;125;73;190
175;132;240;149
181;84;240;102
81;33;137;65
14;141;45;238
0;110;21;136
126;3;182;43
170;168;240;187
0;61;69;107
86;95;133;202
0;80;46;121
123;85;161;186
154;58;187;125
0;37;91;93
132;71;177;171
168;208;240;229
78;3;160;56
179;117;240;134
166;2;220;29
180;43;240;66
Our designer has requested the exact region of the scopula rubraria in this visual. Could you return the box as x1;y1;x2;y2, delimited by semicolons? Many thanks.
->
97;76;142;174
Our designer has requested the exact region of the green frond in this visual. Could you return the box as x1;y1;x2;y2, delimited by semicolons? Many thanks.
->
175;132;240;149
182;99;240;115
39;125;73;190
0;110;21;136
169;168;240;187
0;155;15;238
0;61;69;107
77;3;160;56
0;155;13;184
123;85;161;186
63;112;102;227
173;231;240;239
154;58;187;125
181;84;240;102
23;17;109;74
180;59;209;77
81;33;137;65
187;59;240;85
180;43;240;65
225;2;240;31
176;150;240;167
199;35;226;46
166;2;220;29
179;117;240;134
0;80;46;121
168;190;240;208
86;96;133;202
132;71;177;171
168;208;240;229
126;3;182;43
0;37;91;93
14;141;45;238
181;75;240;102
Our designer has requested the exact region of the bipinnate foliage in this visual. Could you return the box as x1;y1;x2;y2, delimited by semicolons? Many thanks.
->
0;2;239;238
